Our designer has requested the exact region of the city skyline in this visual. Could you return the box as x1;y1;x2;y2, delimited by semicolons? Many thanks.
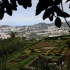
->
0;0;70;26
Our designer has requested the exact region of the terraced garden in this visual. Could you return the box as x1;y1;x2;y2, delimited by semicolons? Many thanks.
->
5;35;70;70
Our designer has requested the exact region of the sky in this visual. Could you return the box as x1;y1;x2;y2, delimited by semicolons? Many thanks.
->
0;0;70;26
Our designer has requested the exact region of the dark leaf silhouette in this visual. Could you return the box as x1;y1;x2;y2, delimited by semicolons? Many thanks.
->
10;0;16;4
36;2;46;15
54;0;62;5
43;9;50;20
21;0;27;9
49;14;53;21
39;0;53;6
54;6;62;15
27;0;32;7
6;4;12;16
59;12;70;17
10;0;17;10
36;0;53;16
0;0;70;27
54;6;70;17
55;17;62;28
66;0;70;2
0;6;4;19
11;4;17;11
69;4;70;8
18;0;32;9
43;7;54;20
0;0;32;20
17;0;22;5
2;0;13;16
2;0;9;8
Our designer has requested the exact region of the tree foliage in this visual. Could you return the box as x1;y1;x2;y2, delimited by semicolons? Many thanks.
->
0;0;70;28
9;32;16;38
33;56;59;70
66;38;70;48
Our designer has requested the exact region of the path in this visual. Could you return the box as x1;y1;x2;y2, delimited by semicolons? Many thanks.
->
24;55;38;70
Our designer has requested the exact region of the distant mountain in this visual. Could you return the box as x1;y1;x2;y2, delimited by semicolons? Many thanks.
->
31;22;48;30
62;21;70;27
52;21;70;27
0;25;11;27
0;21;70;29
31;22;70;29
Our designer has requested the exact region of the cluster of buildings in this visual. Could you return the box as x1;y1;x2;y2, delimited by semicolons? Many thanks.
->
0;23;69;39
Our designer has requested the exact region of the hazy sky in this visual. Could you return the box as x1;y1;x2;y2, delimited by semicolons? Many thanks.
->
0;0;70;26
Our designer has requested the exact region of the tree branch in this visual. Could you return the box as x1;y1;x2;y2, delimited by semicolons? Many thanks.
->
61;1;70;28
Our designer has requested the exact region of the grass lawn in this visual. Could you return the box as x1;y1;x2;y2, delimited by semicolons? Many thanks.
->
6;56;35;69
7;52;22;62
11;56;35;68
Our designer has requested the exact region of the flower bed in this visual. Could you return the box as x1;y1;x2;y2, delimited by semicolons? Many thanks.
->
10;59;22;62
43;47;68;56
10;55;28;62
30;42;54;49
6;62;17;68
23;50;31;53
17;55;28;59
50;59;58;63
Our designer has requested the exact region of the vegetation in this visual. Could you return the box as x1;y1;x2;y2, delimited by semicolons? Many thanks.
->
30;56;59;70
0;35;37;70
0;0;70;69
0;35;69;70
65;38;70;70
